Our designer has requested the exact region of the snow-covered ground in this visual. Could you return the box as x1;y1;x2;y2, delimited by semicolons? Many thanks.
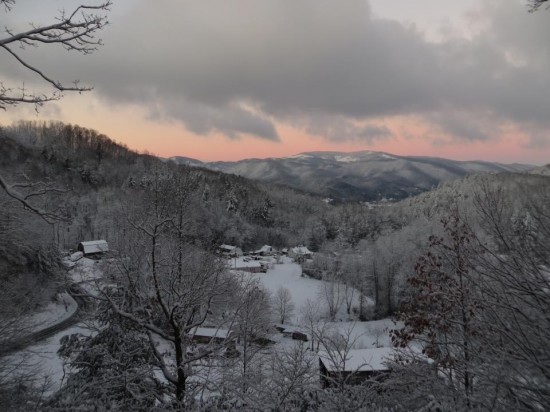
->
236;258;323;322
22;292;77;332
232;257;393;351
67;257;104;283
6;254;395;400
4;256;105;397
4;322;95;396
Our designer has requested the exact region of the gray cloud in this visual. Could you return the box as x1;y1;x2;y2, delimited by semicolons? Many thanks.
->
164;100;279;140
427;110;503;143
291;114;393;143
359;125;393;142
2;0;549;145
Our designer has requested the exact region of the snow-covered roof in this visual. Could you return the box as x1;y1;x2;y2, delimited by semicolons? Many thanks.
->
78;240;109;255
320;347;394;372
255;245;274;253
191;327;230;339
220;244;237;251
291;246;312;255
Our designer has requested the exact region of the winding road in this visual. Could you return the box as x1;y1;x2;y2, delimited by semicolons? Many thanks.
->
0;284;90;356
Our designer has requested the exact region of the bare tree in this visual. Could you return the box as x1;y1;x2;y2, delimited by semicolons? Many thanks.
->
0;1;111;109
319;274;343;321
529;0;550;12
262;342;317;410
0;1;110;218
469;180;550;409
54;173;238;409
229;277;272;400
0;174;68;223
274;286;295;324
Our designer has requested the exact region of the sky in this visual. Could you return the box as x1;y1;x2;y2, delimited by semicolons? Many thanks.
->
1;0;549;164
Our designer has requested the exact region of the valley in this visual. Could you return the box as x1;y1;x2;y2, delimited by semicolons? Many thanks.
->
0;121;549;410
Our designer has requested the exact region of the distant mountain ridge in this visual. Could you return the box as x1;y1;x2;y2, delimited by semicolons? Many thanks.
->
168;150;533;201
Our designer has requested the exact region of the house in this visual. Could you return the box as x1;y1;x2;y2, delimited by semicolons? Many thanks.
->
77;240;109;256
253;245;276;256
219;244;243;257
319;347;393;388
190;327;231;345
289;246;313;261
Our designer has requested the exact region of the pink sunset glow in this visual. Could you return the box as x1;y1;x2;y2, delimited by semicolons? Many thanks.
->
1;0;549;166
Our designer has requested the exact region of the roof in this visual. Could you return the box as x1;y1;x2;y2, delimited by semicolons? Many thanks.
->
220;244;237;251
255;245;274;253
319;347;394;372
291;246;312;255
79;240;109;254
191;327;230;339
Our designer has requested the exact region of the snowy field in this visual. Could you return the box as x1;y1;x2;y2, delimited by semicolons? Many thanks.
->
233;257;393;350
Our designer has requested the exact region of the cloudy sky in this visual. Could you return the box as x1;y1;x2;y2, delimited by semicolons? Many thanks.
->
1;0;549;164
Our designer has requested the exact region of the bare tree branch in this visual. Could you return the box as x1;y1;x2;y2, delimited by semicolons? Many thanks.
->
528;0;550;12
0;1;111;109
0;174;67;223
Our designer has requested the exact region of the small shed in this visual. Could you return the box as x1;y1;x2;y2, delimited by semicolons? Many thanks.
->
77;240;109;256
319;347;393;388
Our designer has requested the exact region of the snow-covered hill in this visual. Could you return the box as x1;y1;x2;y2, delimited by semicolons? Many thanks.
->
169;151;533;201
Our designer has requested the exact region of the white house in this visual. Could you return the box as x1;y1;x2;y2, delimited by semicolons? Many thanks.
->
77;240;109;256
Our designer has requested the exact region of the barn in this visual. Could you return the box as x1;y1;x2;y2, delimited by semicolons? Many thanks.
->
77;240;109;256
190;327;231;344
319;347;393;388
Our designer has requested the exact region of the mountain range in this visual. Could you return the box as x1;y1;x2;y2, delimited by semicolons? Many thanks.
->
168;151;533;202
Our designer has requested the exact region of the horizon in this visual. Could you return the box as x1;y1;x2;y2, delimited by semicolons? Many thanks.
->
168;148;540;166
1;1;549;165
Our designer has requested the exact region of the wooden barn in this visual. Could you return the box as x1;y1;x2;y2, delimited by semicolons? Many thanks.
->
77;240;109;256
319;347;393;388
190;327;231;345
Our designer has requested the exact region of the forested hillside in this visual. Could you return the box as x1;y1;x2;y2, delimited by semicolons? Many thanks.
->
175;151;532;202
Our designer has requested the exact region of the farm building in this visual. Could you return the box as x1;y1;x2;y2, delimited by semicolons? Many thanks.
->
190;327;231;345
319;347;393;388
219;244;243;257
289;246;313;260
77;240;109;256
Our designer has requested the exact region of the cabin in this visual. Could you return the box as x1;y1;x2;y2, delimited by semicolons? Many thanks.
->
77;240;109;256
190;327;231;345
318;347;393;388
219;244;243;257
